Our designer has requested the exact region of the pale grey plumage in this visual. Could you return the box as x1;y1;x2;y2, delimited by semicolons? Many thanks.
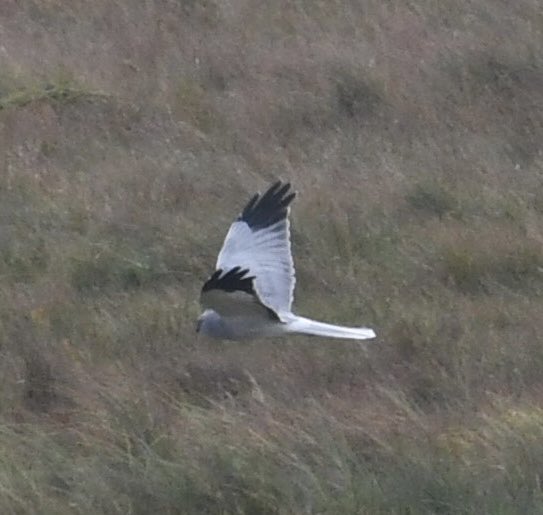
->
198;181;376;341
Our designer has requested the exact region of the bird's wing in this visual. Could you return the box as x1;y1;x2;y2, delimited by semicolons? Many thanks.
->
200;267;280;320
214;181;296;318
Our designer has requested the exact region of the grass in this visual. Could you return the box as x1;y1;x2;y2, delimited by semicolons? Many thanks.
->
0;71;104;111
0;0;543;513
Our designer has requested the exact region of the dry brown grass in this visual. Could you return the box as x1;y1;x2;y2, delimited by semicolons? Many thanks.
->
1;0;543;513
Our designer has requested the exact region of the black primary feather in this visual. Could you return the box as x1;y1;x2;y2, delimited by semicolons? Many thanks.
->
239;181;296;230
201;267;281;320
202;267;255;295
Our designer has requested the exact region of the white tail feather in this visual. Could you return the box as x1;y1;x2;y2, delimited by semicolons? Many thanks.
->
285;316;376;340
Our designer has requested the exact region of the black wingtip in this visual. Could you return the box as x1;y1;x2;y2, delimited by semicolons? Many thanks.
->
202;267;256;295
238;181;296;230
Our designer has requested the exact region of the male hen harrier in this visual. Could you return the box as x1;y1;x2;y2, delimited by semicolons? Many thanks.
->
197;181;376;341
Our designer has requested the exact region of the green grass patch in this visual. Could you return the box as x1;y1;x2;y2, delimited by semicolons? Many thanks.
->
0;78;101;111
0;235;49;283
441;242;543;294
407;181;459;219
70;253;150;292
3;395;543;514
173;78;219;133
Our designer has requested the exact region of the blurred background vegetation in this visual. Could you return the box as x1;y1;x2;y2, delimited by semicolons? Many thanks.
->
1;0;543;513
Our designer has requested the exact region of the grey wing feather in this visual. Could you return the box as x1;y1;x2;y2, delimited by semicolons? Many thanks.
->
201;267;280;320
215;181;296;318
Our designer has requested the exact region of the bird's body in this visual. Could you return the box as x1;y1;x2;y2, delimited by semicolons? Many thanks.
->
197;181;376;341
197;309;286;339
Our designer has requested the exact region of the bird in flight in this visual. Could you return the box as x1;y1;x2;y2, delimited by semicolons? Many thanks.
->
197;181;376;341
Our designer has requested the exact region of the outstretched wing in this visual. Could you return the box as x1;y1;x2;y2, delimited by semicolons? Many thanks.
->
214;181;296;318
201;267;280;320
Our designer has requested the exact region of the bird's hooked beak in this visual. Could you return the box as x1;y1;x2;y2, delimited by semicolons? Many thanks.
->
195;317;203;333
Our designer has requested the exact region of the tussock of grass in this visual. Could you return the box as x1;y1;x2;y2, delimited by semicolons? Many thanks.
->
1;235;49;283
407;181;459;219
441;241;543;294
69;251;153;293
173;78;220;133
335;71;385;120
0;79;103;111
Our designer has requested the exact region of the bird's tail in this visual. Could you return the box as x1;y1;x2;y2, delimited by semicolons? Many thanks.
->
285;316;376;340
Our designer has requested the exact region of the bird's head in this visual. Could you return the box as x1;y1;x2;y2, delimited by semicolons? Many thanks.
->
195;309;223;336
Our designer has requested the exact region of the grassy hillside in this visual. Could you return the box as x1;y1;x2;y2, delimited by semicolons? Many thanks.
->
1;1;543;513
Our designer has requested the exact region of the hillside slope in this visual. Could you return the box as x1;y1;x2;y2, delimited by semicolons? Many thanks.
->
1;1;543;513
